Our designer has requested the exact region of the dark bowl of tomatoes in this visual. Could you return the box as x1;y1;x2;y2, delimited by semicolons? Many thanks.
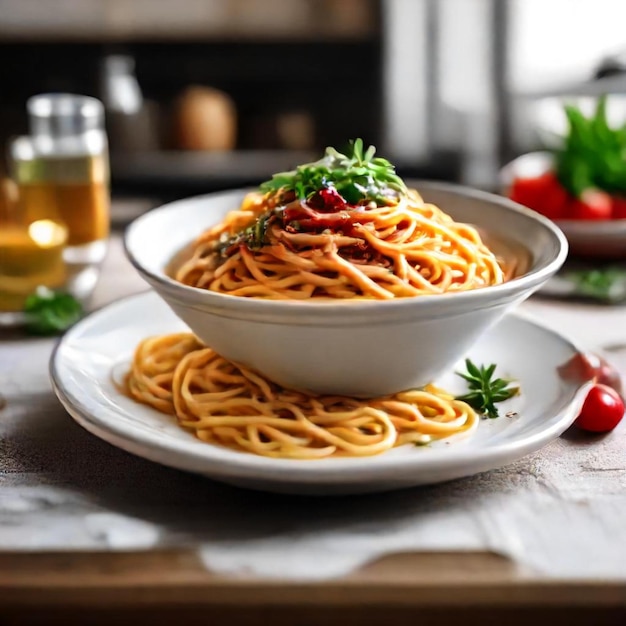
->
501;151;626;259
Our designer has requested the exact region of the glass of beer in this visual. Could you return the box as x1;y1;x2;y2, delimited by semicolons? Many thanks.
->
8;94;111;305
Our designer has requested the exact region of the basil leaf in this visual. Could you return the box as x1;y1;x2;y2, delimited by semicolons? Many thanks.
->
23;288;84;336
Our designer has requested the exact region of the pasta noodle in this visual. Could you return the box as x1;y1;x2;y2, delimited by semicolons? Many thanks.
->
175;189;505;300
125;332;479;459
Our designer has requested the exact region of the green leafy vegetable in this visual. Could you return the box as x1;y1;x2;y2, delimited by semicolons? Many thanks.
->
555;96;626;197
260;138;407;205
456;359;519;419
23;287;83;335
214;208;278;256
238;209;275;250
566;267;626;302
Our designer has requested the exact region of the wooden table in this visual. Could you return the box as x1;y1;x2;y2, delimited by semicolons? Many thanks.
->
1;234;626;626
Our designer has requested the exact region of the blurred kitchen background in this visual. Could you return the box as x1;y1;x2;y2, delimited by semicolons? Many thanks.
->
2;0;626;219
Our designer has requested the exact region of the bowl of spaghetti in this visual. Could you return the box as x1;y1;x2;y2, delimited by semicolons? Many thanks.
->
125;140;567;397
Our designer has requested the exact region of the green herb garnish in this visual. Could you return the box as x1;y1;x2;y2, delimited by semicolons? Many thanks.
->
215;140;406;256
456;359;519;419
566;267;626;302
237;209;276;250
23;287;83;336
555;96;626;197
260;138;407;205
215;208;277;256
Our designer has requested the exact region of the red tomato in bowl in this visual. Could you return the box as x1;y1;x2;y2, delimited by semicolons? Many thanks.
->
575;384;625;433
508;173;569;220
611;196;626;219
569;189;612;220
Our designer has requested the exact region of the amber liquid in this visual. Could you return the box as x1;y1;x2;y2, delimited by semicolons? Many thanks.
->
12;152;110;247
0;224;67;311
18;180;109;246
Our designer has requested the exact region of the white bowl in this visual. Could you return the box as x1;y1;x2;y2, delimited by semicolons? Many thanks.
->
124;182;567;397
501;151;626;259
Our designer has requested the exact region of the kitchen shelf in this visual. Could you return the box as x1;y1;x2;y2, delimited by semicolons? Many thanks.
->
0;0;378;43
110;149;316;195
110;149;461;199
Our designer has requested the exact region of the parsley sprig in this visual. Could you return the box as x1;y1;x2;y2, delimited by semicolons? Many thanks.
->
260;138;407;205
456;359;519;419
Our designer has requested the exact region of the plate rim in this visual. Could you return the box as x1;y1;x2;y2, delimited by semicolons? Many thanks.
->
49;291;593;484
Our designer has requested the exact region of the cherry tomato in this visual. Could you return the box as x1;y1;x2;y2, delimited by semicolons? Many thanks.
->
575;384;625;433
569;189;612;220
508;173;569;220
611;195;626;219
591;355;623;396
558;352;623;397
315;187;348;211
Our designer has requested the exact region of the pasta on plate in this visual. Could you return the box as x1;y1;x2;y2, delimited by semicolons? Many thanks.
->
124;332;478;460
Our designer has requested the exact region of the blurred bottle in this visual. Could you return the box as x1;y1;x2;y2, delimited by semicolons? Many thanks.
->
100;54;160;154
8;93;110;303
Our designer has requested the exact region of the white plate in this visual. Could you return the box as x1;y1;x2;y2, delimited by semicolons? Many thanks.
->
50;291;593;495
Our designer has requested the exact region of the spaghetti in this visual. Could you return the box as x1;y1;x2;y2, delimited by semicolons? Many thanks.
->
175;186;505;299
125;332;478;459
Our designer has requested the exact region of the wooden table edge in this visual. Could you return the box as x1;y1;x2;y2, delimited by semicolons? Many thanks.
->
1;549;625;609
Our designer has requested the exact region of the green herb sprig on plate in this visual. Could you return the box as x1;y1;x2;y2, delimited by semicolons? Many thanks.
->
260;138;407;205
456;359;519;419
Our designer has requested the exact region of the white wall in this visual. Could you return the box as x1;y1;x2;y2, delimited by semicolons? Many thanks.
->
509;0;626;93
